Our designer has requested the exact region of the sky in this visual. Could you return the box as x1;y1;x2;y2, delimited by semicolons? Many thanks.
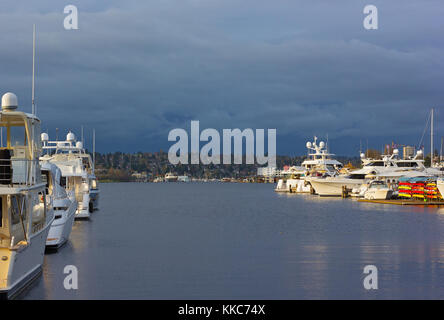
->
0;0;443;155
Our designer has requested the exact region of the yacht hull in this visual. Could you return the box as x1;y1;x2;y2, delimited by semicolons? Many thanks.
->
0;219;52;300
309;178;365;196
75;194;91;219
46;201;76;249
275;178;311;193
364;189;393;200
437;179;444;199
90;189;99;210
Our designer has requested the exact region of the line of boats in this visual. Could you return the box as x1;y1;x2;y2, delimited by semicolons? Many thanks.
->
275;136;444;199
0;92;100;299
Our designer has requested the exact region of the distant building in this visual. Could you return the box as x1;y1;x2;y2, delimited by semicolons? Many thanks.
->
131;171;148;182
403;146;415;159
257;167;278;177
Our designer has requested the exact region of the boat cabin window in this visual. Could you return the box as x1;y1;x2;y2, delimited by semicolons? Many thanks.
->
41;170;51;194
9;126;27;148
82;158;90;169
397;162;418;168
60;176;67;188
367;161;384;166
10;195;22;225
349;174;366;179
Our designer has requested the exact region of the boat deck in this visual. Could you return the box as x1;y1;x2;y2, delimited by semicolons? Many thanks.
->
358;199;444;206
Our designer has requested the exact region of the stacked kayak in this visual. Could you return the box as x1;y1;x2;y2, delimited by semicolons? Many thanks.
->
425;181;442;200
411;182;425;200
398;182;412;198
397;177;443;201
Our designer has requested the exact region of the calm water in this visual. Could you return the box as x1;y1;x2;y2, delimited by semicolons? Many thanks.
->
22;182;444;299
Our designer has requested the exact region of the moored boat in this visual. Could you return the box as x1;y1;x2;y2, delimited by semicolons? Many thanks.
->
40;161;76;249
275;137;343;193
0;93;54;299
40;132;99;219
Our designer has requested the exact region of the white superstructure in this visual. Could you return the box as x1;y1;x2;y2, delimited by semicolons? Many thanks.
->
275;137;343;193
0;93;54;299
309;149;441;196
40;132;99;219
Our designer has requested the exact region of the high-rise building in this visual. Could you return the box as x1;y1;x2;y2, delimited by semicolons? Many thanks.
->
403;146;415;159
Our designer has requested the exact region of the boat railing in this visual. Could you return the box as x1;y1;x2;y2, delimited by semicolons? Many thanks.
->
0;158;40;186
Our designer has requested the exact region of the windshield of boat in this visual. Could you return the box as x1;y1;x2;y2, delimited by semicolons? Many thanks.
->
349;174;366;179
370;181;387;187
366;161;385;167
396;162;419;167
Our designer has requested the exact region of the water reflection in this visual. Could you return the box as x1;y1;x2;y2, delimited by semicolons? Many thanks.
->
21;183;444;299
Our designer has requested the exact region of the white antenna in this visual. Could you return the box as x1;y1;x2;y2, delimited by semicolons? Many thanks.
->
92;129;96;173
81;125;84;146
440;136;443;162
32;24;36;116
326;133;329;153
431;108;434;167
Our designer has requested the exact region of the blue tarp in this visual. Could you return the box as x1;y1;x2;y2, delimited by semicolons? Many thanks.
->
397;176;435;183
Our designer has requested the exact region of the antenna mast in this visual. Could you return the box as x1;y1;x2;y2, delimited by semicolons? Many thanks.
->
93;129;96;174
440;136;443;162
32;24;36;116
431;108;434;167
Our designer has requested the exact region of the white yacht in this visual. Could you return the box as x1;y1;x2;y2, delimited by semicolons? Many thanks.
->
40;132;99;219
0;93;54;299
437;178;444;199
165;173;178;182
275;137;343;193
363;180;394;200
40;161;76;249
309;149;439;196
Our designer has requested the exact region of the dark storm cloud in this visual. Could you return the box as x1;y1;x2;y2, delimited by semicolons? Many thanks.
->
0;0;443;154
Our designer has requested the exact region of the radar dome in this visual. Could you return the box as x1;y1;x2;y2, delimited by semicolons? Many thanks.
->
41;133;49;142
393;149;399;155
360;153;365;158
66;132;76;142
1;92;18;111
319;141;325;148
417;150;423;156
306;142;312;149
76;141;83;149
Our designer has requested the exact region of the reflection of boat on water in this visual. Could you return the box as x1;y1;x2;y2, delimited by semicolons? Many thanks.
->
40;162;77;249
165;173;178;182
0;93;54;299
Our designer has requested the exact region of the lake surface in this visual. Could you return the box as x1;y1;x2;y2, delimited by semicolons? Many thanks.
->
22;182;444;299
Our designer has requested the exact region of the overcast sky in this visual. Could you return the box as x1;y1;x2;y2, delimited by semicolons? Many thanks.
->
0;0;443;155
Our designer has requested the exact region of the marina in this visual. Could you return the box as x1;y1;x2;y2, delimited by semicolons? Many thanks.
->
0;89;444;299
1;0;444;303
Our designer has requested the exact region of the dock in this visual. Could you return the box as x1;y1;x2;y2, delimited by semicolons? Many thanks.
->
358;199;444;206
